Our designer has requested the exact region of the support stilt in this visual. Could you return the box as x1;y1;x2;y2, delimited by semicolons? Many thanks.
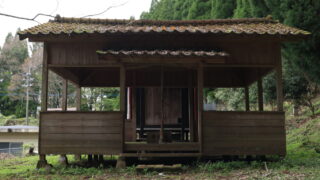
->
116;156;126;168
98;155;104;164
36;155;48;169
59;154;68;166
74;154;81;161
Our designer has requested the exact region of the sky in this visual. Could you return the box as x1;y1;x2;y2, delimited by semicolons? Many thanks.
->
0;0;152;46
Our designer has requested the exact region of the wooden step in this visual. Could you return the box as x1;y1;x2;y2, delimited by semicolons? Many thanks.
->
124;142;200;152
120;152;201;158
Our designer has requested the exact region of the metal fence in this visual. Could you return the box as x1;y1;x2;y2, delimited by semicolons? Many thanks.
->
0;147;23;156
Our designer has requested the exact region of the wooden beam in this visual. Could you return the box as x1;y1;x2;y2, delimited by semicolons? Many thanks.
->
197;63;203;153
245;86;250;111
258;78;264;111
120;152;201;158
48;64;121;68
61;79;68;111
119;65;126;152
49;67;80;85
99;55;226;64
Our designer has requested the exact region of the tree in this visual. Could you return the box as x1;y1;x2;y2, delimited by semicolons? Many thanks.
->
8;43;42;117
233;0;252;18
187;0;212;20
81;88;119;111
211;0;236;19
140;0;175;20
281;0;320;85
0;32;29;117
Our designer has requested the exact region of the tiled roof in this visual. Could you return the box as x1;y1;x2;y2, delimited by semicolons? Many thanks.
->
18;16;310;40
97;49;229;58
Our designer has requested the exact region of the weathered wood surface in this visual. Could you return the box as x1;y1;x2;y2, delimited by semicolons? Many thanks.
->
121;152;201;158
202;111;285;156
197;64;204;153
145;88;182;125
124;142;199;152
48;65;272;88
40;111;123;154
46;40;278;88
48;40;278;66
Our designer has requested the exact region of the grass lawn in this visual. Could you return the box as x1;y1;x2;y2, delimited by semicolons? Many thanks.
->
0;147;319;180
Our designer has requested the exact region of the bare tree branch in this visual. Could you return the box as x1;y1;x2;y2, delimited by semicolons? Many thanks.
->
0;0;129;24
81;0;129;18
50;0;60;15
0;12;55;24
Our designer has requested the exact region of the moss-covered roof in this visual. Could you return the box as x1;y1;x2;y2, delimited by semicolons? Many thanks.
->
97;49;229;58
18;16;310;40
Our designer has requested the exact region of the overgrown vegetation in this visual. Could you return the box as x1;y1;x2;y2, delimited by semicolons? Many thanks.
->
0;113;38;126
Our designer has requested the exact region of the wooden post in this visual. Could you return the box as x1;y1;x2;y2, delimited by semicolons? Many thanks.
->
244;86;250;111
257;78;264;111
61;79;68;111
131;88;137;141
276;64;283;112
117;65;126;168
74;84;81;161
275;45;284;112
37;43;49;168
40;44;48;112
197;63;203;153
188;72;194;142
159;66;164;143
60;79;68;165
120;65;126;146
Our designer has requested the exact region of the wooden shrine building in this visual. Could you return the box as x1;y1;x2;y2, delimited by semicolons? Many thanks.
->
19;16;309;167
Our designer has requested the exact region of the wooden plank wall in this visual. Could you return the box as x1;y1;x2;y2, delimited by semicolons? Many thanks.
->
40;111;123;154
202;111;285;156
145;88;182;125
48;41;278;66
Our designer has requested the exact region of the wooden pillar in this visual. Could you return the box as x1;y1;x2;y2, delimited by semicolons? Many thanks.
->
61;79;68;111
130;88;137;141
74;84;81;161
275;44;284;112
120;65;126;146
37;43;49;168
257;78;264;111
59;79;68;165
159;66;164;143
117;65;126;168
40;44;48;112
197;64;203;153
188;72;194;142
244;86;250;111
276;64;283;112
